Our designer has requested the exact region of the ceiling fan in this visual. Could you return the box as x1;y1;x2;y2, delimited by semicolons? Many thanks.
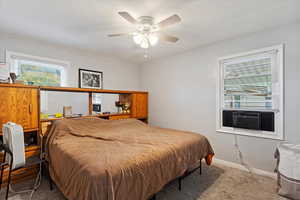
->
108;11;181;49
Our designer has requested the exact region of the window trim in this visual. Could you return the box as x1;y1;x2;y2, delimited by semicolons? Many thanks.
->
216;44;284;140
5;50;70;86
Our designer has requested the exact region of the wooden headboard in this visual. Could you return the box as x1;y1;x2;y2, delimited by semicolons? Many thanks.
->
0;83;148;184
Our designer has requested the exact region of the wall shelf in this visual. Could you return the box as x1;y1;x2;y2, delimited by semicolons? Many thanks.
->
40;86;148;94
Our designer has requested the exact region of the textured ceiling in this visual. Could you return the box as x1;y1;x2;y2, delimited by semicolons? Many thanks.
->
0;0;300;63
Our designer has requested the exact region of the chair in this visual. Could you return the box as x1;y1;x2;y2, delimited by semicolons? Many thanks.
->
0;142;52;200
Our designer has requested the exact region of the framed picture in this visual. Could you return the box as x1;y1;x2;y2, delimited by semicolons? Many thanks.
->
79;68;103;89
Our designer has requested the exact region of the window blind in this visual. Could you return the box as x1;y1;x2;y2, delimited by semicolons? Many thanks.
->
223;56;272;110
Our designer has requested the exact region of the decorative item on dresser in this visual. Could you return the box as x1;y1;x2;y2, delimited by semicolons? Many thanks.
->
9;73;17;84
92;104;101;113
63;106;73;117
79;68;103;89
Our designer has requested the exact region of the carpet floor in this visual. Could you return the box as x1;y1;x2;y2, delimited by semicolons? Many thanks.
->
0;163;287;200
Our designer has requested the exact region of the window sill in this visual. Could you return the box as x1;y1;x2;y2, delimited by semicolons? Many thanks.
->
216;128;284;141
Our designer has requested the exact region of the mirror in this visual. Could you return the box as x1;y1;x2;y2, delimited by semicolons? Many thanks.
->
40;91;89;115
92;93;119;114
39;91;132;119
92;93;131;114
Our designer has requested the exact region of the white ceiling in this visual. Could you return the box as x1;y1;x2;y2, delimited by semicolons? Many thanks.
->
0;0;300;63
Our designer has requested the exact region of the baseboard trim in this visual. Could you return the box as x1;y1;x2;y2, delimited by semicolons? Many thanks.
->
213;158;277;179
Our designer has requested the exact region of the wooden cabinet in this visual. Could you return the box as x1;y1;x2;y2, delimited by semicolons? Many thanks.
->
131;93;148;119
0;86;39;134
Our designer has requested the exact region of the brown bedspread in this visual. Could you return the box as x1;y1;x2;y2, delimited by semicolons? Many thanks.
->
46;118;214;200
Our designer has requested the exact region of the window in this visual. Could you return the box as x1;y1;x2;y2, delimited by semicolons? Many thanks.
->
217;45;284;140
224;57;272;110
6;51;69;86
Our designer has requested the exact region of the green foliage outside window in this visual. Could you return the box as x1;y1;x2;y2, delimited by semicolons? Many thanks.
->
18;63;62;86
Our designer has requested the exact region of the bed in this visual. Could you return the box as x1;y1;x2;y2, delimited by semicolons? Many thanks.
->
45;117;214;200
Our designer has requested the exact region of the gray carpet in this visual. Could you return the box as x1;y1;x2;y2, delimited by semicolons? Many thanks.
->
1;163;287;200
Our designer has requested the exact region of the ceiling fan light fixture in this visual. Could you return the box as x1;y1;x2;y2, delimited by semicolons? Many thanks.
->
148;33;159;46
133;33;144;44
140;38;149;49
109;12;181;50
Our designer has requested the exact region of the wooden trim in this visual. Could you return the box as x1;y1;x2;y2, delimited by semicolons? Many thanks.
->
37;86;41;134
88;92;93;115
24;128;39;132
0;84;38;89
108;114;131;120
0;84;148;94
98;113;131;117
25;145;40;152
40;116;91;122
40;86;148;94
40;113;131;122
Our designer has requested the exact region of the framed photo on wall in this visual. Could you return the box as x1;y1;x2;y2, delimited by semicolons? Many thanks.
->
79;68;103;89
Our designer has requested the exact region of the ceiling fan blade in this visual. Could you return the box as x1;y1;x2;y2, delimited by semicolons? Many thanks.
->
108;33;131;37
159;33;179;43
118;12;137;24
157;14;181;28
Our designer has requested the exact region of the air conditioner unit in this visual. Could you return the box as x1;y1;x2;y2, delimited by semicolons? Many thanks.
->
2;122;25;170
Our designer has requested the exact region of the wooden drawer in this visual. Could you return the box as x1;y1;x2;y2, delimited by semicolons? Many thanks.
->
109;115;131;120
1;165;39;186
0;145;40;185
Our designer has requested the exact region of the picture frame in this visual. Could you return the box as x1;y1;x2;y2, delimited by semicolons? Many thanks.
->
79;68;103;89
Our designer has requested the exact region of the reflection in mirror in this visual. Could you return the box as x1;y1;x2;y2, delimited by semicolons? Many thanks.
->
40;91;89;116
92;93;131;115
39;91;132;120
92;93;119;114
